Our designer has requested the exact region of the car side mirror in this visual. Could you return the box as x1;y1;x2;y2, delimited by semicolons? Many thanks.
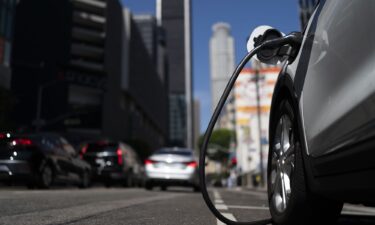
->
247;25;284;65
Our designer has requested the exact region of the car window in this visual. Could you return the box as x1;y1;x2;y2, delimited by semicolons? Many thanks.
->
60;137;76;156
86;143;118;153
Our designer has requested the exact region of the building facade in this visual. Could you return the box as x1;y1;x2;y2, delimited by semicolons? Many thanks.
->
234;67;280;186
0;0;16;89
209;22;236;130
10;0;167;150
158;0;193;148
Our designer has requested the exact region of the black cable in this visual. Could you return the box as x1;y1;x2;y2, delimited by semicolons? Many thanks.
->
199;34;302;225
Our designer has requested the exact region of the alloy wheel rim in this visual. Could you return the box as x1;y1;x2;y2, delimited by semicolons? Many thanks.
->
270;114;295;213
43;166;52;186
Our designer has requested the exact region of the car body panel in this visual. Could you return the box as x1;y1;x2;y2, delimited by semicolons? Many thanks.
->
300;0;375;158
270;0;375;202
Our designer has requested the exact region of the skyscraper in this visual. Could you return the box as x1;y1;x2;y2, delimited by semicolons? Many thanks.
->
158;0;193;148
209;22;235;130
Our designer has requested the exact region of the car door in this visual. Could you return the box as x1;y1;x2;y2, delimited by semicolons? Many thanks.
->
299;0;375;165
52;136;77;180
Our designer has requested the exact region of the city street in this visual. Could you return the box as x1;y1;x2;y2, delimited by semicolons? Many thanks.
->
1;186;375;225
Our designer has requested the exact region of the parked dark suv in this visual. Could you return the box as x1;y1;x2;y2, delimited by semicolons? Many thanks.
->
0;133;91;189
80;141;143;187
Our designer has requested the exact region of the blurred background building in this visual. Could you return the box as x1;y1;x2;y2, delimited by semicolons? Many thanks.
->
0;0;16;130
234;66;280;187
209;22;235;130
0;0;16;90
8;0;171;154
299;0;319;30
158;0;193;148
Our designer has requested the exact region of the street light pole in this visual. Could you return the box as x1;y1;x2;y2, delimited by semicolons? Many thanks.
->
255;69;265;187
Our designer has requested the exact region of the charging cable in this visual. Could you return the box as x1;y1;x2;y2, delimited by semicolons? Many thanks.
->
199;33;302;225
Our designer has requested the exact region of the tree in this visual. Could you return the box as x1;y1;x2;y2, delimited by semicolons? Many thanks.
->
198;128;236;161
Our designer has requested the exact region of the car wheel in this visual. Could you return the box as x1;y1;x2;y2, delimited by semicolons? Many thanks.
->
268;100;343;225
38;164;53;189
79;170;90;189
161;185;167;191
193;185;200;193
123;174;133;188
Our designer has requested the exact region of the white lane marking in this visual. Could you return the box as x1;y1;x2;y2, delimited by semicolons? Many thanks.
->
227;205;269;210
217;213;237;225
213;190;221;199
213;190;238;225
215;204;228;210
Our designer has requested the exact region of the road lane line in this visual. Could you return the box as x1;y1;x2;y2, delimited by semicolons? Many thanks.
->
213;190;238;225
227;205;269;210
213;190;221;199
217;213;237;225
215;204;228;210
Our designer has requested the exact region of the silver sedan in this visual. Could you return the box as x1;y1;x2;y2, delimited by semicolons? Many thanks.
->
144;148;200;192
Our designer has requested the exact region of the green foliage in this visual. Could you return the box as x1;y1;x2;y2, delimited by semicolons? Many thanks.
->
198;128;236;161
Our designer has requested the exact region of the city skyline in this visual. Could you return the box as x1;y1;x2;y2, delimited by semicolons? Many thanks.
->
122;0;300;134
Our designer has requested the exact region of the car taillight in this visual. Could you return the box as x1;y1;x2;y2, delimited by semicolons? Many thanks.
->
145;159;155;165
117;149;123;165
11;138;33;146
80;145;88;159
186;161;197;168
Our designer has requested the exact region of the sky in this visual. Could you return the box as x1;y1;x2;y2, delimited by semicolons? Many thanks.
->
121;0;300;134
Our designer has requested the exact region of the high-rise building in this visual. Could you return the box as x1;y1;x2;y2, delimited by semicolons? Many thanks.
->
209;22;235;130
299;0;319;30
0;0;16;130
158;0;192;148
10;0;167;150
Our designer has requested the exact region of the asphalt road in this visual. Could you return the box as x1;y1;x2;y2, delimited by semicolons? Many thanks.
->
0;186;375;225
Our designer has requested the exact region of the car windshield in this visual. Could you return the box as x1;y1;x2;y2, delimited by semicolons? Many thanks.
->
154;149;193;157
86;143;118;153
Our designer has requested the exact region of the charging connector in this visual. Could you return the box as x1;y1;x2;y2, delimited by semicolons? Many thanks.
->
199;33;302;225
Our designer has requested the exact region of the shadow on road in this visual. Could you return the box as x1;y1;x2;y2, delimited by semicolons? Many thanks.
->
338;215;375;225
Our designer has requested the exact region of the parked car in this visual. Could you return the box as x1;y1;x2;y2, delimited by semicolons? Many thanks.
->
248;1;375;224
144;148;199;191
0;133;91;189
80;141;143;187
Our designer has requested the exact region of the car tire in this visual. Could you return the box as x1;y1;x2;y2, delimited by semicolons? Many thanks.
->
145;181;153;191
161;185;167;191
268;99;343;225
79;170;90;189
123;174;133;188
193;185;200;193
38;163;53;189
